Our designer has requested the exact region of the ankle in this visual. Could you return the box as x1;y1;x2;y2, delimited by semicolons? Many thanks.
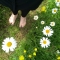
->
12;13;18;16
21;16;26;18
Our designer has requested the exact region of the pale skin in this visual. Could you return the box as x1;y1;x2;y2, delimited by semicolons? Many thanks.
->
9;13;26;27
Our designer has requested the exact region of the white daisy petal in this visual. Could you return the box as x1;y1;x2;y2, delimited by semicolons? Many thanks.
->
45;45;48;48
2;45;6;51
2;45;10;53
2;42;5;45
5;48;9;53
43;37;45;40
10;47;14;51
4;38;10;43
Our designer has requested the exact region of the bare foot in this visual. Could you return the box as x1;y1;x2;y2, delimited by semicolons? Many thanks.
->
19;16;26;27
9;13;18;25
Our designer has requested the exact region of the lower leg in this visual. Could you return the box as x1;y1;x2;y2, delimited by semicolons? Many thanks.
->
19;9;30;27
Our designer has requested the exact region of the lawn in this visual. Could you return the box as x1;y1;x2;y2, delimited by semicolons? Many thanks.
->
0;0;60;60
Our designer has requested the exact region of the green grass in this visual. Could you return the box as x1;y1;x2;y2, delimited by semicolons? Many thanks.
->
0;0;60;60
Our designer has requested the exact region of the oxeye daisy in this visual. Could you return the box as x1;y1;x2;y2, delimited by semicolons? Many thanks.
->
41;21;45;25
42;26;54;37
52;8;58;14
40;37;51;48
33;15;38;20
2;37;17;53
50;22;55;26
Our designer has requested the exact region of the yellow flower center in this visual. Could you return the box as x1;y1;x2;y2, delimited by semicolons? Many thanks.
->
54;10;57;12
46;30;50;34
7;42;12;47
43;40;47;44
52;23;54;25
42;22;44;23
